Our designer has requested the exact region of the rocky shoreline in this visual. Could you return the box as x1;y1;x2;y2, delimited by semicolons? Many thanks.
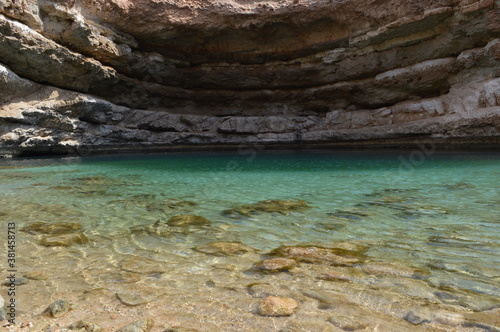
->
1;0;499;156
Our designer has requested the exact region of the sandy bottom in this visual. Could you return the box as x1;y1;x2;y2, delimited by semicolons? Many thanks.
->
1;228;499;332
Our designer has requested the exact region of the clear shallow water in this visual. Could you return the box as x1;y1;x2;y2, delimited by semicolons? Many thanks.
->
0;150;499;330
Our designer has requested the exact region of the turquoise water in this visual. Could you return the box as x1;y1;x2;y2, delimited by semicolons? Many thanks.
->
0;150;499;329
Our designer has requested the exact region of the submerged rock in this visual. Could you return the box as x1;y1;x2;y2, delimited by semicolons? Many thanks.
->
41;232;89;247
130;221;174;238
116;291;157;306
444;182;475;190
71;176;108;184
95;271;142;284
223;199;310;218
195;241;255;256
258;296;298;317
254;258;298;272
24;271;49;280
167;214;210;227
117;318;154;332
44;300;71;318
2;277;29;286
119;256;166;274
329;316;369;331
269;245;363;266
316;270;355;282
146;199;197;212
434;311;465;326
326;208;370;222
21;222;82;235
404;308;432;325
69;320;102;332
361;262;423;278
164;327;200;332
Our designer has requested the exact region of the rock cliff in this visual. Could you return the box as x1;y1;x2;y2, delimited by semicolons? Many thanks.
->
0;0;499;156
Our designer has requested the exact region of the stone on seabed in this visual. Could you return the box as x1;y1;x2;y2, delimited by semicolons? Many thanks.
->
117;318;154;332
41;232;89;247
167;214;211;227
255;258;298;272
259;296;298;317
44;299;71;318
70;320;102;332
434;311;465;326
195;241;255;256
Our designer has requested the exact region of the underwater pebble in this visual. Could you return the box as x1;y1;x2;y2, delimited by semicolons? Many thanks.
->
167;214;210;227
116;292;156;306
0;294;4;308
329;316;368;331
279;323;307;332
255;258;298;272
270;245;361;265
195;241;255;256
117;318;154;332
21;222;82;235
44;300;71;318
247;283;289;298
24;271;49;280
0;309;6;321
316;270;353;282
41;233;89;247
434;311;464;326
259;296;298;317
2;277;29;286
70;320;102;332
164;327;200;332
120;256;166;274
404;308;432;325
223;199;310;218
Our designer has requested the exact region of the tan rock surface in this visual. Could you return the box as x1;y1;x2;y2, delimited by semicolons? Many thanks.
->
0;0;499;156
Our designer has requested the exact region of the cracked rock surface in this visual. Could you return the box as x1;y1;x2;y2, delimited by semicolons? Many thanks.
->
0;0;499;156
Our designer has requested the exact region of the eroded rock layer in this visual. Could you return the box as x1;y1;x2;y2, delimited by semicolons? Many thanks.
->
0;0;499;156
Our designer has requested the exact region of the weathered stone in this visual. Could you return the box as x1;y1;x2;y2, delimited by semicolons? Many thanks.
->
223;200;311;218
167;215;210;227
116;291;157;306
41;233;89;247
0;0;499;157
119;256;166;274
24;271;49;280
247;283;291;298
44;300;71;318
70;320;102;332
2;277;29;286
255;258;298;272
329;316;369;331
22;222;82;235
117;319;154;332
258;296;298;317
404;308;432;325
434;311;465;326
270;245;362;266
195;241;255;256
164;327;200;332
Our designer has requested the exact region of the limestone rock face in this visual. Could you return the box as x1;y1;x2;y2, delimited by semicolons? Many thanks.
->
0;0;499;156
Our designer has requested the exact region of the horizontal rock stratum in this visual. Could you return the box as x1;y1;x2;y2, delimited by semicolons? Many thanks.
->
0;0;499;156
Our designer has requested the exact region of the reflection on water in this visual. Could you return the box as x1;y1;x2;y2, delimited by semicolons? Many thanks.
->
0;151;499;331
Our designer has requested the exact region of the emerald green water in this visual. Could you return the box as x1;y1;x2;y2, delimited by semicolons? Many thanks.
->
0;150;499;330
